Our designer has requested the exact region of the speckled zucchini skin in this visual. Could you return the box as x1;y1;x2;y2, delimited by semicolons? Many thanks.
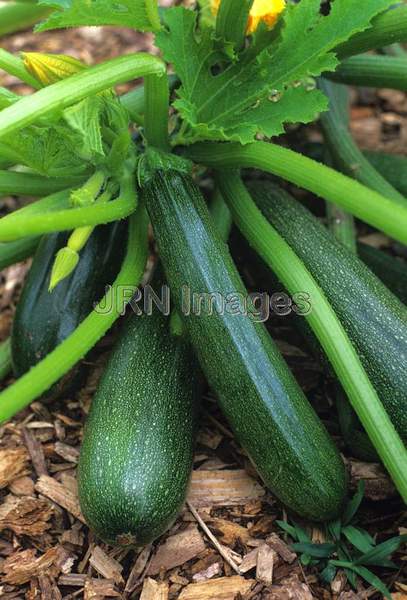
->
143;169;347;522
78;307;199;546
11;223;125;399
249;181;407;444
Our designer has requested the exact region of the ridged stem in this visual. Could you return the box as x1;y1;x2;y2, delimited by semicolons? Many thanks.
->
218;171;407;502
215;0;253;49
186;141;407;244
144;73;170;151
0;53;166;140
0;48;40;88
0;170;86;197
327;55;407;92
0;205;148;423
337;5;407;58
0;174;136;241
319;79;406;205
0;2;50;37
0;237;40;270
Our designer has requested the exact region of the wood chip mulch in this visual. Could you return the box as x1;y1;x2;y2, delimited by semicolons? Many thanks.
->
0;14;406;600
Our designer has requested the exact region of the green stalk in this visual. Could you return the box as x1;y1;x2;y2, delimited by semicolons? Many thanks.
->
0;236;40;270
319;79;406;205
0;170;86;197
216;0;253;49
210;188;233;242
0;175;136;241
337;5;407;58
0;206;148;423
120;75;178;125
0;53;166;140
0;338;11;382
0;2;50;38
326;204;357;253
327;54;407;92
186;141;407;244
0;49;40;89
144;73;170;151
218;171;407;501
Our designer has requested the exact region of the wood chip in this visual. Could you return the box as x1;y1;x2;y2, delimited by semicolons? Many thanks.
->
8;475;35;496
2;547;59;585
267;533;297;564
84;578;120;599
256;544;276;584
140;578;169;600
239;547;261;574
209;517;251;546
22;427;48;477
35;474;85;522
192;562;222;582
187;470;264;507
89;546;124;584
61;522;85;552
267;574;313;600
53;442;80;464
178;575;253;600
350;460;396;500
0;494;53;536
0;447;29;488
58;573;87;588
148;526;206;575
125;544;152;593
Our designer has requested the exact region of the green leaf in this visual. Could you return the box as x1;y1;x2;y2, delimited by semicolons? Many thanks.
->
276;520;298;540
331;561;392;600
157;0;395;144
342;525;375;554
354;535;407;567
35;0;160;32
327;519;342;541
63;96;105;160
0;88;19;111
342;481;365;525
320;562;337;584
291;542;336;558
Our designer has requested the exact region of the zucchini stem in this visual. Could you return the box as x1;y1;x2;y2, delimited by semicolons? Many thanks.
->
144;73;170;152
186;141;407;244
0;205;148;423
0;49;40;89
336;5;407;58
0;338;12;382
327;54;407;92
0;170;87;198
0;2;50;38
0;237;40;270
217;171;407;501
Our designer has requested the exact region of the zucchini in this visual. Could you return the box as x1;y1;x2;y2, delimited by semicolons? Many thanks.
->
249;181;407;444
142;164;347;522
11;222;125;398
357;242;407;305
78;300;199;546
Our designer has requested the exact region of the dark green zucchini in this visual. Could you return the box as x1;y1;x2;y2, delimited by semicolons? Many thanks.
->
78;302;199;546
142;164;347;522
11;222;125;398
357;242;407;306
249;181;407;444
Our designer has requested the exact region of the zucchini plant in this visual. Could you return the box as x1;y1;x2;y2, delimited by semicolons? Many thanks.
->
0;0;406;587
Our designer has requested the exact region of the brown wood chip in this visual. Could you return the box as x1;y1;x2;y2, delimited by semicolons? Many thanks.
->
22;427;48;477
34;474;85;522
148;526;206;575
2;547;59;585
239;547;261;574
53;442;80;464
84;577;120;599
178;575;254;599
267;533;297;564
0;494;53;536
267;574;313;600
0;447;29;488
209;517;252;546
187;470;264;507
140;577;169;600
125;544;152;593
8;475;35;496
256;544;276;584
89;546;124;584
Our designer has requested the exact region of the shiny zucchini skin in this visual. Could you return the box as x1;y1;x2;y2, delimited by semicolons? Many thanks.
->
11;223;124;397
78;306;199;546
143;169;347;522
249;181;407;444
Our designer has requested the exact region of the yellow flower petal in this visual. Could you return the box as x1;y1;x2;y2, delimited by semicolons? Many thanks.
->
22;52;86;87
211;0;286;35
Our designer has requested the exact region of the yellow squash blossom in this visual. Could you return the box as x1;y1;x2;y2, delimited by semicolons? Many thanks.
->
22;52;86;87
211;0;286;35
